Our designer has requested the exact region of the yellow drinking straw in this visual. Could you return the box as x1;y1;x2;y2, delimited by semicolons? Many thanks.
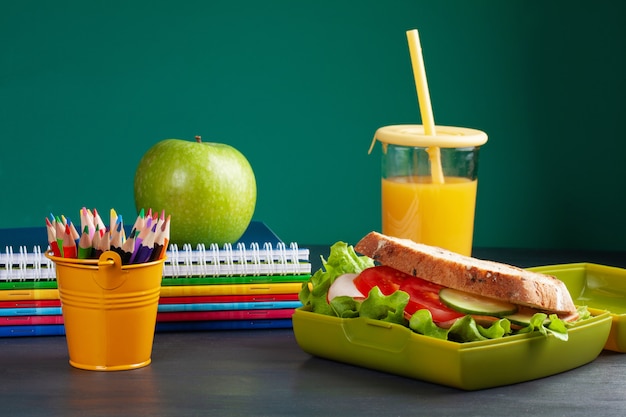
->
406;29;445;184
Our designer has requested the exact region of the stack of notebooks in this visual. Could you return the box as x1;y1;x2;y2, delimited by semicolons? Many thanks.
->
0;221;311;337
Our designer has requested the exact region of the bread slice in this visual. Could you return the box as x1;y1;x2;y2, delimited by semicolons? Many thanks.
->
354;231;577;314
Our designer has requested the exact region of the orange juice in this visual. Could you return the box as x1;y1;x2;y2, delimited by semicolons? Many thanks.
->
382;176;477;255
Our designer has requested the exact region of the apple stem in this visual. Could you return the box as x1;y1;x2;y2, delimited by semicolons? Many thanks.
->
195;135;202;143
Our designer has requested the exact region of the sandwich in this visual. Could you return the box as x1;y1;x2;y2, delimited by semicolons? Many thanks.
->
298;231;588;343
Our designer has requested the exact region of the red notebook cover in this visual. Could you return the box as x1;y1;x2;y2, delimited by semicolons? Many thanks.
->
158;294;300;305
0;300;61;309
0;315;64;326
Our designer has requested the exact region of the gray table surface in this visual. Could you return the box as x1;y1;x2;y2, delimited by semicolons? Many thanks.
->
1;246;625;417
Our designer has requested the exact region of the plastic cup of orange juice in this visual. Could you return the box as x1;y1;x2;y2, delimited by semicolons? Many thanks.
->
372;124;488;256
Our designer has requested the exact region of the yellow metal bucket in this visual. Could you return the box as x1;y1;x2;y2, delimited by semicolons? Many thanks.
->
46;250;164;371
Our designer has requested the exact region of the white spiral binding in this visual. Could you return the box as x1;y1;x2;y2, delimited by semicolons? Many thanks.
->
236;242;247;276
0;245;57;281
196;243;207;277
209;243;221;277
263;242;274;275
249;242;261;276
1;241;311;280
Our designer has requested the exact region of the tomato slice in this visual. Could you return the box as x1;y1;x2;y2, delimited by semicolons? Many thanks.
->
353;265;405;295
353;265;465;323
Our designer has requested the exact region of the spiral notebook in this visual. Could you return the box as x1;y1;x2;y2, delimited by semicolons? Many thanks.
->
0;221;311;286
0;222;308;336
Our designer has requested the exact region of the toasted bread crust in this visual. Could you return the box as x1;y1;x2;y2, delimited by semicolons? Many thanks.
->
354;232;576;314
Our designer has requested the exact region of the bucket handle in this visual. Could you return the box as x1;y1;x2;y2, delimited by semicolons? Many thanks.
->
92;250;128;290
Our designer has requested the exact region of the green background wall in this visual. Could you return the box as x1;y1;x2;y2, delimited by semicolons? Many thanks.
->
2;1;625;250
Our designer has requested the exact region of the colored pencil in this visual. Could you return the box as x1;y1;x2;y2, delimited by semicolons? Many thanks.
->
45;217;62;257
110;217;124;252
92;227;111;258
120;228;137;264
109;208;118;234
151;214;171;261
132;222;157;264
131;208;146;234
80;207;96;239
129;215;153;264
92;208;106;233
54;216;65;257
66;217;80;245
77;225;93;259
62;224;77;258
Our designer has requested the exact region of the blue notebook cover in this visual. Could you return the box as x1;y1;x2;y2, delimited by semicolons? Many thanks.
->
0;319;294;337
0;220;283;250
0;306;62;316
0;324;66;337
155;319;293;332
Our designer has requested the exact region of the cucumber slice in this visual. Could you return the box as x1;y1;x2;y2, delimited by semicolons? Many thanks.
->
439;288;518;316
505;311;549;327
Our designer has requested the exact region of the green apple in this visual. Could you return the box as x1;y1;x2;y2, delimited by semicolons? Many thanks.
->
133;136;257;247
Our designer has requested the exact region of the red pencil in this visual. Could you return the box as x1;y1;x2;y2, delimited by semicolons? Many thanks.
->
45;217;62;257
99;230;111;252
62;223;77;258
67;218;80;243
92;208;106;233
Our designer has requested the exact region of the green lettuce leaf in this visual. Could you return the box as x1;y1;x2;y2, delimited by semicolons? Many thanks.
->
409;310;513;342
359;287;409;326
408;310;449;340
330;295;360;318
576;305;591;321
324;241;375;275
546;314;569;341
299;241;374;316
447;315;487;342
517;313;549;335
478;318;512;339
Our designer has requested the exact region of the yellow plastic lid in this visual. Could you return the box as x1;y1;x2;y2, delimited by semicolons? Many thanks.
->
370;125;488;152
